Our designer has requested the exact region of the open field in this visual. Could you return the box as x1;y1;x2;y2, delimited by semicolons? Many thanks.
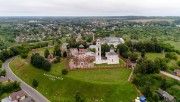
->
137;52;165;60
145;53;165;60
9;48;138;102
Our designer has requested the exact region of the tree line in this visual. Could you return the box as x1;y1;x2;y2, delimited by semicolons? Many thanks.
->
0;81;20;96
0;42;48;62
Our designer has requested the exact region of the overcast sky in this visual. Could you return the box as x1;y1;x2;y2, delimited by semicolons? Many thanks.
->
0;0;180;16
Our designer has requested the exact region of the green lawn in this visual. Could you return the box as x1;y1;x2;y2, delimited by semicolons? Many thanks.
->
9;49;138;102
137;52;165;60
145;53;165;60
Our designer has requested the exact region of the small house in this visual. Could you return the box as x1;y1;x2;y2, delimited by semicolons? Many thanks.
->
21;97;34;102
9;90;26;102
0;76;9;84
156;88;175;102
174;69;180;76
48;53;54;59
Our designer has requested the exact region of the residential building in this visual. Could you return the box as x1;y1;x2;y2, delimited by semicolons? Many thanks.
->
9;90;26;102
0;76;9;84
174;69;180;76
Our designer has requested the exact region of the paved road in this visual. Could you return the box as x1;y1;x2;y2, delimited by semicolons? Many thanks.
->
160;71;180;81
2;57;50;102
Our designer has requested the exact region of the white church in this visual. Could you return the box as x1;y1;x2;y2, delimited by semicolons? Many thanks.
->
94;39;119;64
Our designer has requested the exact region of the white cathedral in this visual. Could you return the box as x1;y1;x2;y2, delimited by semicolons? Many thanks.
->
94;39;119;64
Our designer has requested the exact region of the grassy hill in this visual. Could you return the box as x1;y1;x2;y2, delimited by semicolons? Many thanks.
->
9;48;138;102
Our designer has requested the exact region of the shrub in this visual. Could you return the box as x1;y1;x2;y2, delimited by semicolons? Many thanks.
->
177;60;180;67
0;60;2;68
129;52;138;62
63;51;67;57
165;52;177;60
44;49;50;58
55;56;61;63
32;79;38;87
20;53;28;59
62;69;68;75
0;70;6;76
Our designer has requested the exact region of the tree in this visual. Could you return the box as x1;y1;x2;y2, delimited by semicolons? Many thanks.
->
135;59;158;74
143;81;152;99
177;60;180;67
31;53;51;71
165;52;177;60
161;78;168;90
62;69;68;75
75;91;85;102
63;51;67;58
154;58;167;71
141;49;146;58
101;44;110;56
117;44;129;58
20;53;28;59
55;56;61;62
0;70;6;76
129;52;138;62
44;49;50;58
42;60;51;71
0;60;2;68
0;81;20;95
32;79;38;87
53;45;61;57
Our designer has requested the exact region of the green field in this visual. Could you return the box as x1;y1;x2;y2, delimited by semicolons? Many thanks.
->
137;52;165;60
145;53;165;60
9;48;138;102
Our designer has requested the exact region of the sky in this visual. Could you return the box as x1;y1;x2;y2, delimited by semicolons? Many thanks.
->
0;0;180;16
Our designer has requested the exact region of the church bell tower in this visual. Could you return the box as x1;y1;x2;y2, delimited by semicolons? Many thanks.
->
95;39;101;64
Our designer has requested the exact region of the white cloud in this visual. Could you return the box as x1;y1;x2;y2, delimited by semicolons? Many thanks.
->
0;0;180;16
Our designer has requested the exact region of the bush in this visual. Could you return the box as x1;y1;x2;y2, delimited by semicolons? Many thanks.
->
62;69;68;75
0;81;20;95
0;70;6;76
165;52;177;60
20;53;28;59
44;49;49;58
55;56;61;63
32;79;38;87
177;60;180;67
129;52;138;62
75;91;85;102
63;51;67;57
0;60;2;68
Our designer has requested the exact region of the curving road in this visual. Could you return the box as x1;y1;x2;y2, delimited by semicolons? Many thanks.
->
160;71;180;81
2;57;50;102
